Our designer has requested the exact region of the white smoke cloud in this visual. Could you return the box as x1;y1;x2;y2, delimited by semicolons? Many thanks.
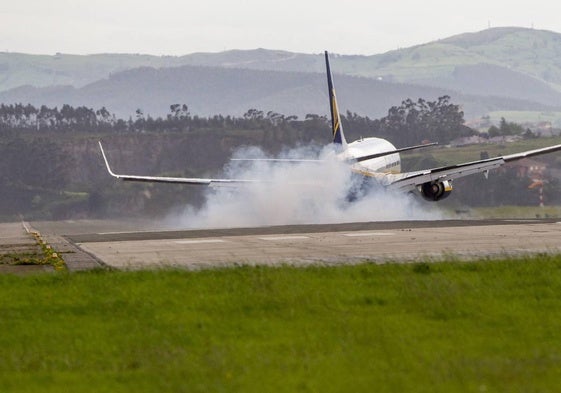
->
167;145;444;229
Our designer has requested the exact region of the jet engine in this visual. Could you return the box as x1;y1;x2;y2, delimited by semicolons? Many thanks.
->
419;180;453;201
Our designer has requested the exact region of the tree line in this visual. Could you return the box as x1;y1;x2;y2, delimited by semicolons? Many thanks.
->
0;96;475;146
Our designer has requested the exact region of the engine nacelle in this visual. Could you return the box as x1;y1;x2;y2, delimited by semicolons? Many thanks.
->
419;180;453;201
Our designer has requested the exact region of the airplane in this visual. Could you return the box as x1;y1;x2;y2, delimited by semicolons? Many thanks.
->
99;51;561;202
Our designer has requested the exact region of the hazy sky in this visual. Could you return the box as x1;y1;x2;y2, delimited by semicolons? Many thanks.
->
2;0;560;56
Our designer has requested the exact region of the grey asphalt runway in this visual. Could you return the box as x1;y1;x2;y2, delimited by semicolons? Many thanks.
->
29;218;561;270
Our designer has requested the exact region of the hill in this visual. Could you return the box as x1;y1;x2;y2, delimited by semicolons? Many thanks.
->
361;27;561;104
0;52;189;91
0;64;549;119
2;27;561;118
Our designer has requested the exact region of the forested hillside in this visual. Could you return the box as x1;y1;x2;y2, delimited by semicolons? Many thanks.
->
1;101;560;221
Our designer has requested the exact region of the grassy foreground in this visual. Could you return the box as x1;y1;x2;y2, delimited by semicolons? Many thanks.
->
2;256;561;392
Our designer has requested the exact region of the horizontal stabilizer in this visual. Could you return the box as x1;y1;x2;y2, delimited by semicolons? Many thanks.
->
230;158;323;163
353;142;438;163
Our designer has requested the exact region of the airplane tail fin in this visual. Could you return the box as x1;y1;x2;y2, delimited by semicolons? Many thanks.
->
325;51;347;148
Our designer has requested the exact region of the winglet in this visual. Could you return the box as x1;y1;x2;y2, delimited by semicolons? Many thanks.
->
98;141;120;178
325;51;347;148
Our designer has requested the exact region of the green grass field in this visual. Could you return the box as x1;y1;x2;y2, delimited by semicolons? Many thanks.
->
469;205;561;219
488;111;561;127
403;136;561;170
2;256;561;392
445;136;561;161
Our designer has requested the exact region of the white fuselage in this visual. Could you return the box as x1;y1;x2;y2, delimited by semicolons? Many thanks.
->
342;137;401;176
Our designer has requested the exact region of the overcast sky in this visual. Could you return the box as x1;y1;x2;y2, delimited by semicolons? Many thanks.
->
2;0;560;56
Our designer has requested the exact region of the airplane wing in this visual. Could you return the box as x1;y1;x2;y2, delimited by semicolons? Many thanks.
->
386;143;561;192
101;139;561;192
99;141;258;187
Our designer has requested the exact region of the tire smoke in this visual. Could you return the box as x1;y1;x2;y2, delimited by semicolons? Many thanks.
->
168;145;443;228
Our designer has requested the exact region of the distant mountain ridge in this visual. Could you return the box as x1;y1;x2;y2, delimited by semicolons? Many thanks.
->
0;64;550;120
2;27;561;119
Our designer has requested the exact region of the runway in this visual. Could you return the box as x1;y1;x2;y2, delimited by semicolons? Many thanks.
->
29;218;561;270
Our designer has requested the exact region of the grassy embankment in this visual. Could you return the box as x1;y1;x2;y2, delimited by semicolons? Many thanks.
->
2;255;561;392
469;205;561;219
406;135;561;168
487;111;561;128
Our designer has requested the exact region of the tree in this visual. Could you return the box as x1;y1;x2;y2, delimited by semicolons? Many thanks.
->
488;117;525;137
376;96;473;146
